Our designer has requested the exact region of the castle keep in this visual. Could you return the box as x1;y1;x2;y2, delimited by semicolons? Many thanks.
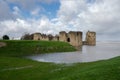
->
23;31;96;47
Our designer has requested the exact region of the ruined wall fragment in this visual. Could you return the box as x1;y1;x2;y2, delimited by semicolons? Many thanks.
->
33;33;42;40
68;31;82;46
86;31;96;45
59;31;68;42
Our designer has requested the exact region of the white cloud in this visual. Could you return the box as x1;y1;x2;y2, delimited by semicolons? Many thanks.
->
30;7;45;17
0;0;120;41
0;0;15;20
31;8;40;16
57;0;120;41
0;17;61;38
6;0;36;10
12;6;22;17
6;0;58;11
0;19;31;38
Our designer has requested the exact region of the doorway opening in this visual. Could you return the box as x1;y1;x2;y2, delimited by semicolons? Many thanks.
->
67;38;70;42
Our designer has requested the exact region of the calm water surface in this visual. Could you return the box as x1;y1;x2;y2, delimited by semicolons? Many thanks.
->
27;42;120;63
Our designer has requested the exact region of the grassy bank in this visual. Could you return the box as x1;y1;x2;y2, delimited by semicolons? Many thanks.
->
0;40;76;57
0;40;120;80
0;56;120;80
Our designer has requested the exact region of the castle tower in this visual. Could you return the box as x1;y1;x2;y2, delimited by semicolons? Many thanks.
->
33;33;42;40
86;31;96;45
59;31;68;42
68;31;82;46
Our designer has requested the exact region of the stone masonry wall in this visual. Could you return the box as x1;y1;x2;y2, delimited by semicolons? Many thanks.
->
68;31;82;46
59;31;67;42
33;33;41;40
86;31;96;45
31;31;96;47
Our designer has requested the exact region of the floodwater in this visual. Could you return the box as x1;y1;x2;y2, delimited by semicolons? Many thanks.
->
27;42;120;63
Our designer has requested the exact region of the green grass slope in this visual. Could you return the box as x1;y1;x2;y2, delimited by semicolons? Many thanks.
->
0;40;76;56
0;56;120;80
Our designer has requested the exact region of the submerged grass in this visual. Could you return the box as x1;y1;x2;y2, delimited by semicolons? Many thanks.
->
0;40;120;80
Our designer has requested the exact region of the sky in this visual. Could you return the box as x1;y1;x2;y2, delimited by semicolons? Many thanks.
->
0;0;120;41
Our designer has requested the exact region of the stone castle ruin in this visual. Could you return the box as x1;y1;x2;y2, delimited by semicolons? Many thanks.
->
59;31;83;47
22;31;96;47
30;33;59;41
85;31;96;45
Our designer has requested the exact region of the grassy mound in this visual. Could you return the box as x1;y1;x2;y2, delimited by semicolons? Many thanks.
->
0;40;76;57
